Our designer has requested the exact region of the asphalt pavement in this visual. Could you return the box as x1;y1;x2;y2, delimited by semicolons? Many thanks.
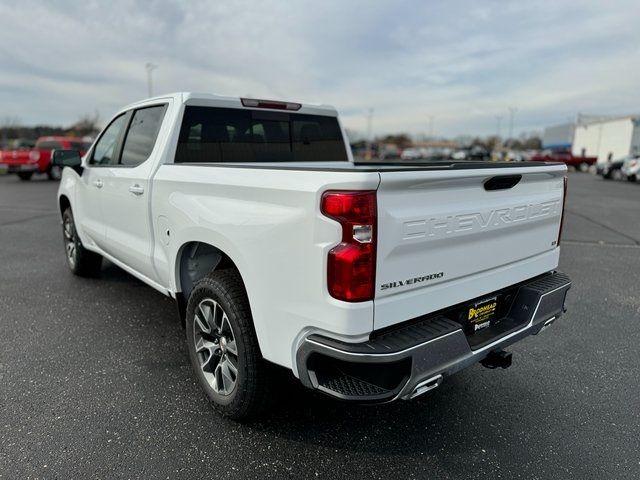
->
1;171;639;479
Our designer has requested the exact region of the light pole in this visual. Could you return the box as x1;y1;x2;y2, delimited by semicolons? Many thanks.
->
365;108;374;160
496;115;503;138
145;63;157;98
508;107;517;147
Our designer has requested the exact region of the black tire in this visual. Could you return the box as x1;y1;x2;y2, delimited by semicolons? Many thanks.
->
185;269;274;420
48;165;62;181
17;172;33;181
62;208;102;277
628;174;637;182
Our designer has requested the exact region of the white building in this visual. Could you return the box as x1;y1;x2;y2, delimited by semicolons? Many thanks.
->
542;123;575;151
572;115;640;165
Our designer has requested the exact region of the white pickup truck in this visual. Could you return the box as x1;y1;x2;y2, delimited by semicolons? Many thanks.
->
54;92;572;419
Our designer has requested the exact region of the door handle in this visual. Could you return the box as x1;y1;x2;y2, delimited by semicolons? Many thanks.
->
93;179;103;189
128;184;144;196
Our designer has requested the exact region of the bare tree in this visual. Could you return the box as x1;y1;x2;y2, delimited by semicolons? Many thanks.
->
68;111;100;137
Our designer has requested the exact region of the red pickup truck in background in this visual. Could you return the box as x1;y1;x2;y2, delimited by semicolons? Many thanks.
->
0;136;91;180
530;150;598;171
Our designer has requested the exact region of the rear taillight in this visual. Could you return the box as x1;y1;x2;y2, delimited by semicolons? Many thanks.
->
557;176;568;246
321;190;377;302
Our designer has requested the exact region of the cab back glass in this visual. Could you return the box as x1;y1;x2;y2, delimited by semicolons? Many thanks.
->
175;106;348;163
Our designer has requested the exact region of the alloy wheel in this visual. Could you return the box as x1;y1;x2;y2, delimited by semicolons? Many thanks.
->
63;215;77;268
193;298;239;396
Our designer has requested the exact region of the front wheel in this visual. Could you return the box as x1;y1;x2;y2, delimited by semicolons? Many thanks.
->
185;269;274;420
62;208;102;276
17;172;33;181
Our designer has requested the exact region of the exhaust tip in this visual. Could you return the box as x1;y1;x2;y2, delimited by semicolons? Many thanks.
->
408;374;443;399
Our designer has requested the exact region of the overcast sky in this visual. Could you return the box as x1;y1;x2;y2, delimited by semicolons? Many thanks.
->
1;0;639;137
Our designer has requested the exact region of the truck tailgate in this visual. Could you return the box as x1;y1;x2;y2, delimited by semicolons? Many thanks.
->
374;164;566;330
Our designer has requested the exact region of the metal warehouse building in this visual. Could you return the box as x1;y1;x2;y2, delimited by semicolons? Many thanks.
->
572;115;640;165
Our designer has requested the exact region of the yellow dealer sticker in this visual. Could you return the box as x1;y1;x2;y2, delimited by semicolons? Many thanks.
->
468;297;497;331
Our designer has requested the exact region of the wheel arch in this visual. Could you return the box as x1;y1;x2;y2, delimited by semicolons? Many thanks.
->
173;241;247;326
175;241;241;296
58;194;71;217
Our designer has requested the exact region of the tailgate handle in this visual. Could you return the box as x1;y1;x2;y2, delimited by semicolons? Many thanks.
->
484;175;522;191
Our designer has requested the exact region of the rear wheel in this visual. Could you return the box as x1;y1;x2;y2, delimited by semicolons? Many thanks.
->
17;172;33;181
62;208;102;276
185;269;274;420
628;174;637;182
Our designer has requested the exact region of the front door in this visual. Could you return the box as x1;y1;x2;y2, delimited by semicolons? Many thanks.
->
75;113;129;250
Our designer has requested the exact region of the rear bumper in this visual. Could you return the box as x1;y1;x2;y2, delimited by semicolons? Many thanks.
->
296;271;571;402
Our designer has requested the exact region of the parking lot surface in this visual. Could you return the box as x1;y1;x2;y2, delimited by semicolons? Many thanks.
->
1;172;639;479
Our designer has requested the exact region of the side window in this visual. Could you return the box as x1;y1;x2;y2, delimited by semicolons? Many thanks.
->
90;114;127;165
120;105;167;167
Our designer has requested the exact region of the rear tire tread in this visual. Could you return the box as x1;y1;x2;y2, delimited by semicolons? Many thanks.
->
186;269;275;420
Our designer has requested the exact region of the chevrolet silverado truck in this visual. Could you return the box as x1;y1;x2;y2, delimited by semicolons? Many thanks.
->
530;150;597;172
54;92;572;419
0;136;90;180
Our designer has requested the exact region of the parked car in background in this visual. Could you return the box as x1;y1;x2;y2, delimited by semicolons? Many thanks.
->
530;150;597;171
452;146;490;161
506;150;527;162
0;136;91;180
621;155;640;181
598;157;626;180
400;147;423;161
399;147;452;162
0;138;37;176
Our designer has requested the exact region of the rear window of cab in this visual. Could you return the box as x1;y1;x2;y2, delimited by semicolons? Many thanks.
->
175;106;348;163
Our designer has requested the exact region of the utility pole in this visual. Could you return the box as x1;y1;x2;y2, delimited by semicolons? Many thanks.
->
496;115;503;138
495;115;504;153
508;107;517;147
428;116;434;139
365;108;374;160
145;63;157;98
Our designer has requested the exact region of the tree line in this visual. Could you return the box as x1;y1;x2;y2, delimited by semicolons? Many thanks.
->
0;113;101;145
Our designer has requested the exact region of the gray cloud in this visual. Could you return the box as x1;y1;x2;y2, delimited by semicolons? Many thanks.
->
1;0;639;136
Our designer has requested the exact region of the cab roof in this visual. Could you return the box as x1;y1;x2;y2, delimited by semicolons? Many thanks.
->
122;92;338;117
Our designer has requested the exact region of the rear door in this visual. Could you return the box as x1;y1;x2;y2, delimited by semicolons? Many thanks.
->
373;165;567;330
100;103;168;281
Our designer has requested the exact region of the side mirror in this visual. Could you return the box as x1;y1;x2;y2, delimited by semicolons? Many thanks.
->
52;149;83;174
